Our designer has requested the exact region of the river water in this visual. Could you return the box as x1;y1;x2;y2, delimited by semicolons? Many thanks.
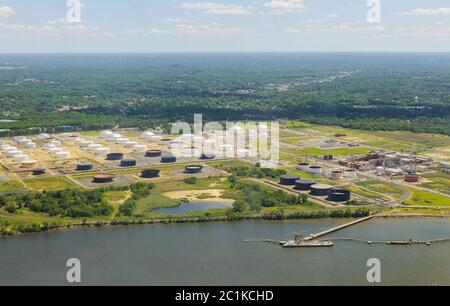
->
0;218;449;285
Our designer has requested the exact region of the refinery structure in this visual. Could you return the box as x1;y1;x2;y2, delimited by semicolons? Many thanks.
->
0;123;448;209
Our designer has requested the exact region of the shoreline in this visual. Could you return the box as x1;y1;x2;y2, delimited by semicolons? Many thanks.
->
2;212;450;238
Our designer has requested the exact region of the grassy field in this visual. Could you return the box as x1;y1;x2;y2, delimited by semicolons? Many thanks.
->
22;176;76;191
404;188;450;207
346;185;390;202
0;180;26;192
419;174;450;195
280;137;312;144
281;147;372;156
385;207;450;215
356;180;404;199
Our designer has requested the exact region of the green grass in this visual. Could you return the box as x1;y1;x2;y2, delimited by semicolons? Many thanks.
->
404;188;450;207
385;207;450;215
22;176;76;191
0;180;26;192
282;147;372;157
356;180;404;199
346;185;390;201
419;177;450;195
281;137;312;144
79;130;100;136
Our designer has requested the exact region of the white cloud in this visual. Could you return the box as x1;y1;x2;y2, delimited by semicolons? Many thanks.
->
396;25;450;38
264;0;304;15
180;2;252;15
286;23;384;34
398;7;450;16
0;6;14;19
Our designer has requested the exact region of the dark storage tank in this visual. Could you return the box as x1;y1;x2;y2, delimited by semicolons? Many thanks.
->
106;153;124;161
76;163;93;171
141;169;161;178
120;159;137;167
32;168;46;176
294;179;316;191
279;175;300;186
328;189;351;202
200;153;215;160
93;174;116;183
310;184;333;196
145;150;162;157
185;165;204;174
161;155;177;163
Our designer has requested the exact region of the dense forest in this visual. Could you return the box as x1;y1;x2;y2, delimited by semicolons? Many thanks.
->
1;53;449;135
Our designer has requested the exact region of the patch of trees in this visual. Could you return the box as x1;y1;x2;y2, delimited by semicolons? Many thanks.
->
229;178;308;212
118;183;154;217
0;189;113;218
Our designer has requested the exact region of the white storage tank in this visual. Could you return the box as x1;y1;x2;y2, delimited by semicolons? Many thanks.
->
308;166;323;175
149;135;163;142
101;130;113;138
344;169;357;179
124;141;138;148
79;141;93;148
133;145;147;153
7;150;23;157
95;148;110;155
116;138;129;144
140;131;154;139
25;142;37;149
37;133;50;140
376;167;385;175
21;160;38;169
87;144;102;151
49;147;62;154
14;154;29;162
55;151;71;158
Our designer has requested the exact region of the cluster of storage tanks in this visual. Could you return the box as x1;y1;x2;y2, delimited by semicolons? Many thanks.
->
296;163;357;180
279;174;351;202
100;131;147;153
1;137;39;168
42;138;71;158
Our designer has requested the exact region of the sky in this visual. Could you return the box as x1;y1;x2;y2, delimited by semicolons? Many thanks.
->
0;0;450;52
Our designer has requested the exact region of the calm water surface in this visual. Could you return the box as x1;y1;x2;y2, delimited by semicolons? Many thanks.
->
1;218;449;285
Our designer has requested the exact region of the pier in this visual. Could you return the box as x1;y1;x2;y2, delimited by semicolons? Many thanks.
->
303;215;376;241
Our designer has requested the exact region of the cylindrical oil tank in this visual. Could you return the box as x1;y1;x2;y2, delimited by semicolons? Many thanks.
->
294;179;316;191
133;145;147;153
200;153;215;160
185;165;203;174
32;168;46;176
405;172;420;183
146;150;162;157
279;175;300;186
87;144;102;151
76;163;93;171
344;169;357;179
106;153;124;161
120;159;137;167
330;170;343;180
95;148;110;155
25;142;37;149
310;184;333;196
296;163;310;171
116;138;129;144
93;174;116;183
161;155;176;163
323;155;334;161
55;151;70;158
141;169;161;178
308;166;323;175
328;189;351;202
124;141;138;148
21;160;38;169
14;154;29;162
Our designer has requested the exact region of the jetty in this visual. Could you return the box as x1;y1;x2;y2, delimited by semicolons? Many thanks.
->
303;215;376;241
